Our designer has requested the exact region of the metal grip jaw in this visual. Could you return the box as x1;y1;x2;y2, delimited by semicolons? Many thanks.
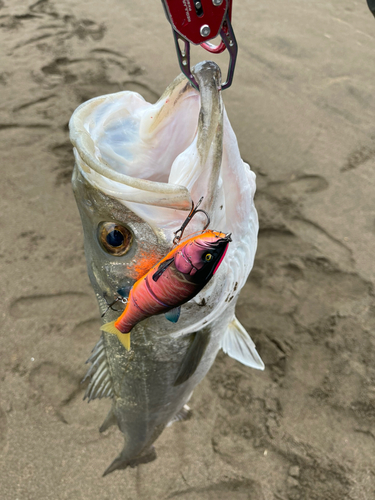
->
162;0;237;91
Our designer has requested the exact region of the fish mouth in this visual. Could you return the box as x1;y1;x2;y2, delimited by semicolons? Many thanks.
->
70;61;225;237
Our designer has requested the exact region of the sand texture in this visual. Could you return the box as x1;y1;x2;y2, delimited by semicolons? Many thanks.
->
1;0;375;499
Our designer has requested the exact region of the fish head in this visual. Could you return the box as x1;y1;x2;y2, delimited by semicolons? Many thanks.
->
72;165;170;307
174;231;231;284
70;61;258;335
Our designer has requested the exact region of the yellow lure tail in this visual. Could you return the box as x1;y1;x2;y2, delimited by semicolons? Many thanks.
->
100;320;131;351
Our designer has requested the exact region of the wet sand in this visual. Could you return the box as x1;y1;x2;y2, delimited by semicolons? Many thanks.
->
1;1;375;499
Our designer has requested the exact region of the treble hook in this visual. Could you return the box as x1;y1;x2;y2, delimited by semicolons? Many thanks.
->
173;197;210;245
101;294;128;318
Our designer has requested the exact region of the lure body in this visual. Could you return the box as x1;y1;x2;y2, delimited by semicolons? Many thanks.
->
103;231;230;343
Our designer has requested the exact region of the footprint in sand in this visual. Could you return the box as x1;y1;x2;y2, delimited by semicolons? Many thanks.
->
258;175;353;268
341;144;375;172
10;292;96;321
28;356;109;427
287;218;353;269
29;361;80;409
264;174;329;199
0;406;7;452
166;478;264;500
72;318;102;342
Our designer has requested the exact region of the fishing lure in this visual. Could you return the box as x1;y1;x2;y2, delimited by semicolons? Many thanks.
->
101;229;231;350
101;200;231;350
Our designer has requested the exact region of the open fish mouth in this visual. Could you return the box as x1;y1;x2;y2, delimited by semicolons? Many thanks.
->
70;61;226;240
70;61;259;336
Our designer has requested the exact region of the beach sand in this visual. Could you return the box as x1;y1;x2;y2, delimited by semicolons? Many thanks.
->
1;1;375;498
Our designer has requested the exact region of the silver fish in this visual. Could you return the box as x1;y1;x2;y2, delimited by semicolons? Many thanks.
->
69;61;264;475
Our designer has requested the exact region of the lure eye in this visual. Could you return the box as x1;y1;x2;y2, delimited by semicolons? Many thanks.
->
204;253;213;262
98;222;133;256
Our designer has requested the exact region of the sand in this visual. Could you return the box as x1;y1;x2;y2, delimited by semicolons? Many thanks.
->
1;0;375;498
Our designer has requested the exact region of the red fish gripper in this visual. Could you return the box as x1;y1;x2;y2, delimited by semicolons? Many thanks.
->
161;0;237;91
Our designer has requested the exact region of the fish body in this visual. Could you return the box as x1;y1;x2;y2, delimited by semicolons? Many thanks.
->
69;61;264;475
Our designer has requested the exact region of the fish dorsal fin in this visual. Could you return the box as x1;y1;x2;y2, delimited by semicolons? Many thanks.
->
221;317;265;370
165;306;181;323
152;257;174;282
83;336;114;402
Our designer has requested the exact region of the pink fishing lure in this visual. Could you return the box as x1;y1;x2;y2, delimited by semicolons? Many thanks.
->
101;230;231;349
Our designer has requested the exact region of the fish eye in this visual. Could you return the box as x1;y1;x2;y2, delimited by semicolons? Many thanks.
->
204;253;213;262
98;222;133;256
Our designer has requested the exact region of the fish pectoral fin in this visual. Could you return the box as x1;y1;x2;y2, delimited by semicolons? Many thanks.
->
165;306;181;323
174;330;210;386
167;404;192;427
100;320;131;351
152;257;174;282
221;317;265;370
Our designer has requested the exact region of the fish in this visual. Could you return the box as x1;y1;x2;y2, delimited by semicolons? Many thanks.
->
101;230;232;351
69;60;264;476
